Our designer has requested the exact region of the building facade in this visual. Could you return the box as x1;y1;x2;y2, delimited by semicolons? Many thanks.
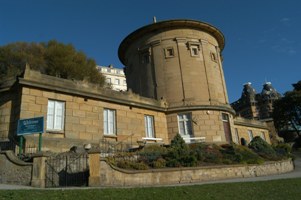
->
0;19;271;153
96;65;127;91
231;82;282;143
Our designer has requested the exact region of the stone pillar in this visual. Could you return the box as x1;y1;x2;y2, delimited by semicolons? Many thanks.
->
88;151;101;187
31;155;47;188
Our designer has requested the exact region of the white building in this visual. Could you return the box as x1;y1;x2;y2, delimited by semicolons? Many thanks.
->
97;65;127;91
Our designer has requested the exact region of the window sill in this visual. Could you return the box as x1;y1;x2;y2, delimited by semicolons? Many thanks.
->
46;130;64;134
104;134;117;138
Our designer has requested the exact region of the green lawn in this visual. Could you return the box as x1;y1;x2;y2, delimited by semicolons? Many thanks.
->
1;178;301;200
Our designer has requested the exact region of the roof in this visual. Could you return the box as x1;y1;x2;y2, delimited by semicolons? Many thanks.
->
118;19;225;65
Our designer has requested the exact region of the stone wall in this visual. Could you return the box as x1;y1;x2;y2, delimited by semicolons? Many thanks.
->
17;69;168;152
0;151;32;185
96;158;293;187
234;117;270;144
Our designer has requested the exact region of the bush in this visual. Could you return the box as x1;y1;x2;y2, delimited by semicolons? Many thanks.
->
248;136;278;160
202;144;224;164
138;145;167;166
164;134;197;167
220;143;242;164
273;143;292;158
234;145;265;164
152;158;166;168
116;160;149;170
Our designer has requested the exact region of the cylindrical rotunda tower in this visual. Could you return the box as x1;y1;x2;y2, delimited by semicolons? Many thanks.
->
119;19;235;143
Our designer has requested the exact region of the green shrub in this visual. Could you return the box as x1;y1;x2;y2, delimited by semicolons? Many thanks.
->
234;145;264;164
248;136;278;160
152;158;166;168
189;143;207;162
131;162;149;170
138;145;167;166
273;143;292;158
116;160;149;170
219;143;242;164
202;144;224;164
164;134;197;167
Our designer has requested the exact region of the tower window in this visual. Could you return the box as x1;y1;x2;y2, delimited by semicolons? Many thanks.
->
164;47;174;58
190;46;199;56
210;52;217;62
140;50;150;64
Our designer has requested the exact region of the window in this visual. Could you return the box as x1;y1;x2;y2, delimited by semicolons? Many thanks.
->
103;109;116;135
234;128;239;144
248;130;253;141
210;52;217;62
191;46;199;56
178;113;192;136
123;80;127;85
115;79;120;85
222;113;229;122
47;100;65;131
107;68;111;73
164;47;174;58
144;115;155;138
106;78;111;83
261;132;266;141
140;51;150;64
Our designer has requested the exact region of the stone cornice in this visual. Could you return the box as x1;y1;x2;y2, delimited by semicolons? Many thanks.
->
119;19;225;65
234;117;269;129
166;105;236;115
18;69;166;112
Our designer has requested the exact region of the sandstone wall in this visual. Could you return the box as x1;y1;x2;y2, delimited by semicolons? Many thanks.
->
97;159;293;187
0;151;32;185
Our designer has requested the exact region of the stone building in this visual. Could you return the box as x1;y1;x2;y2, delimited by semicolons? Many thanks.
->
0;19;271;153
231;82;282;143
96;65;127;91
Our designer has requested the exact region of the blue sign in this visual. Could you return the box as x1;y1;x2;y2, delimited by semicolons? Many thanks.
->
17;116;44;136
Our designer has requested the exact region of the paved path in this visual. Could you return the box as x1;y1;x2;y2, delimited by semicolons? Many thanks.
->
1;152;301;190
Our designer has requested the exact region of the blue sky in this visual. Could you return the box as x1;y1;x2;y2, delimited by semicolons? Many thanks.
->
1;0;300;102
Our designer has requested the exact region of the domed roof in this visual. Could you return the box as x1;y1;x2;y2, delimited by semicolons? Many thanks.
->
241;82;256;101
261;82;281;99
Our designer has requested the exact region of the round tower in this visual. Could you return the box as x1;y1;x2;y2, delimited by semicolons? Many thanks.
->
119;19;235;143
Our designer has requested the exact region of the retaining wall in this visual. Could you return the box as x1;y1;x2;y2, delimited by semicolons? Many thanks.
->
95;158;294;187
0;151;32;185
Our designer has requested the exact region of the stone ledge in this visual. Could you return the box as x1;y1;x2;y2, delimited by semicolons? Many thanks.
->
1;151;32;166
97;159;294;187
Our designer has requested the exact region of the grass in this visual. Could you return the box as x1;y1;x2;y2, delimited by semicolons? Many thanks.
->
1;178;301;200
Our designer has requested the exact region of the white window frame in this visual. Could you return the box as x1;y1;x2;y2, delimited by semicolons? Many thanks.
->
222;113;229;122
190;45;199;57
115;79;120;85
234;128;239;144
177;113;193;136
103;109;116;135
261;132;266;141
106;78;111;83
144;115;155;138
248;130;253;142
47;100;65;131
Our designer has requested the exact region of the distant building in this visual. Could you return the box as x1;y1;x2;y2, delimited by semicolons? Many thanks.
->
97;65;127;91
231;82;281;120
231;82;282;143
